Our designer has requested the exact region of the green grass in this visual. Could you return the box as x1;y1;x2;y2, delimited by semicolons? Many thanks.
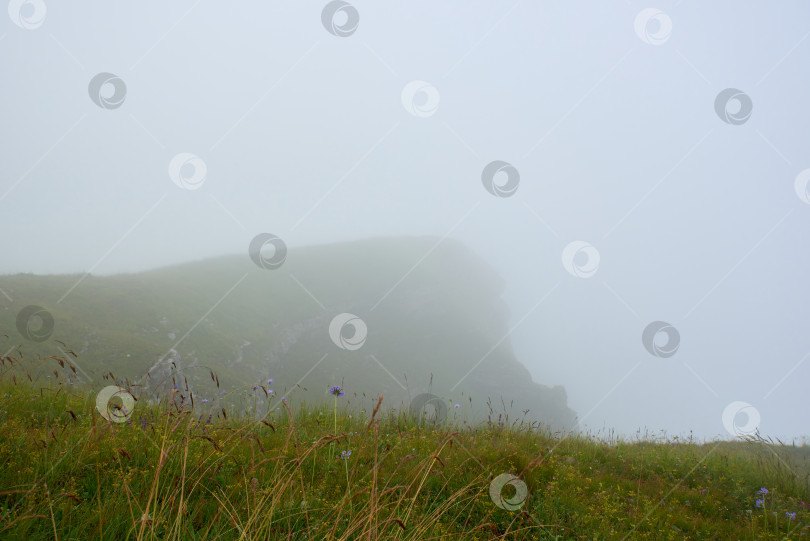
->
0;376;809;540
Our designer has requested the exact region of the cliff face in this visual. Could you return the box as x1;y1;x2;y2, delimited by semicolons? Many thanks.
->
0;236;577;431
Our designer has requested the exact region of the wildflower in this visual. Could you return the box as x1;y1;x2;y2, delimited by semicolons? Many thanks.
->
281;397;286;402
756;499;764;508
453;403;460;408
786;511;796;521
267;378;273;384
266;389;274;395
758;488;769;495
329;386;344;460
340;450;351;484
201;398;209;403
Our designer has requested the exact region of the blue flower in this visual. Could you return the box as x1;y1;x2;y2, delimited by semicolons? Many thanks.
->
786;511;796;521
267;378;273;384
329;385;344;397
201;398;209;403
758;488;769;495
340;450;352;460
755;499;764;508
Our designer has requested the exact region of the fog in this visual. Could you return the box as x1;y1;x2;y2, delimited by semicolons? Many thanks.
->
2;1;809;441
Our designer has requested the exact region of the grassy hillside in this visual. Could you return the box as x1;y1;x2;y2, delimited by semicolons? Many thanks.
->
0;236;575;430
0;379;809;540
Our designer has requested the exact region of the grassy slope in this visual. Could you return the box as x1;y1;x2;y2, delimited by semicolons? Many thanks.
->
0;237;507;380
0;380;808;540
0;237;576;430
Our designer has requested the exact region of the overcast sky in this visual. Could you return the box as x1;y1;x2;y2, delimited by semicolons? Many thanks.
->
2;1;809;441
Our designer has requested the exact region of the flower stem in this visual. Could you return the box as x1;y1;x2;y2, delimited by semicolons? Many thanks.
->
762;501;766;531
333;396;337;460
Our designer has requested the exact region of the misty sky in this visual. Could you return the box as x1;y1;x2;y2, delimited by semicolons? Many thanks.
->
2;1;809;441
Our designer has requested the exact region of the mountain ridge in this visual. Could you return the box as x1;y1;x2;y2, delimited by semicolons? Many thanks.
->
0;236;576;430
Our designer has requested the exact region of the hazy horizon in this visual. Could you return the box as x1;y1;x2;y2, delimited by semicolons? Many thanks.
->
2;1;809;443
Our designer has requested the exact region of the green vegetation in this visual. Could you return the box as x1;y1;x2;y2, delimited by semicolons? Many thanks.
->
0;237;576;430
1;376;808;540
1;239;808;538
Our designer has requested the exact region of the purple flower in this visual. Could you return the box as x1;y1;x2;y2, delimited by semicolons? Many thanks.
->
329;385;344;397
340;450;352;460
267;378;273;384
201;398;209;403
758;488;768;495
266;389;274;395
453;403;460;408
281;397;287;403
786;511;796;521
755;499;764;508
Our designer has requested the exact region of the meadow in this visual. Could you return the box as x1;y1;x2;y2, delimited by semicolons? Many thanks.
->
0;371;809;540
